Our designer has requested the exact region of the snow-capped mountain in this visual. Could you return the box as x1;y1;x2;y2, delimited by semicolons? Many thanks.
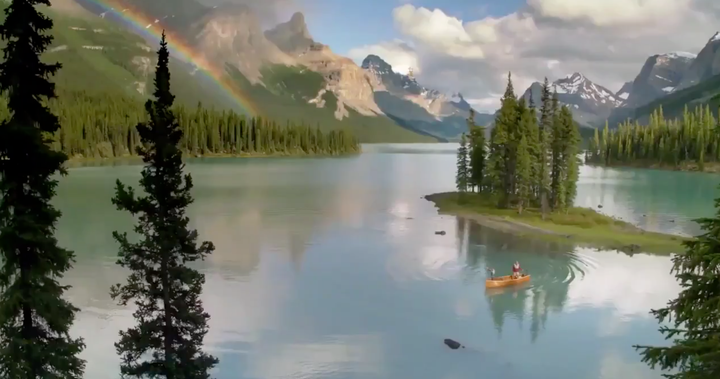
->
675;32;720;90
620;52;695;108
361;54;492;140
362;55;468;118
521;73;622;126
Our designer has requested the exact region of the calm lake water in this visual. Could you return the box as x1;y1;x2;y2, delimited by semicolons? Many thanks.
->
56;143;719;379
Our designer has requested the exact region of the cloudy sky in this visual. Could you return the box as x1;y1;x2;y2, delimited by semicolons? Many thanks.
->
229;0;717;112
205;0;719;112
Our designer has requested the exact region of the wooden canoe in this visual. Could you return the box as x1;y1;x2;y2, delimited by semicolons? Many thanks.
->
485;274;530;288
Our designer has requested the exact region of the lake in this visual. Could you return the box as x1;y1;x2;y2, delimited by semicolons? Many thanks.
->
56;143;719;379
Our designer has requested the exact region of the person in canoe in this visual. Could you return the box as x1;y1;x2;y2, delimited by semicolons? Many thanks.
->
511;261;522;278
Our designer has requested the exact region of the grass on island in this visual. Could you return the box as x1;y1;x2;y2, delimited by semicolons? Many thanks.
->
425;192;689;255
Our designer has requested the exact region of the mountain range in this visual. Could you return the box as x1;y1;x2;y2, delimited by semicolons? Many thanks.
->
15;0;499;142
10;0;720;141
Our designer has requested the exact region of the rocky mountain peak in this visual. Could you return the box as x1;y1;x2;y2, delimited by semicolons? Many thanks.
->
621;51;695;107
361;55;393;74
191;4;294;83
709;31;720;43
553;72;621;107
264;11;314;54
666;32;720;91
289;12;306;29
520;73;622;126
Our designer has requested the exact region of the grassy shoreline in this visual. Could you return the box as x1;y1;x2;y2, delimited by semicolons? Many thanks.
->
65;150;360;167
584;160;720;173
425;192;689;254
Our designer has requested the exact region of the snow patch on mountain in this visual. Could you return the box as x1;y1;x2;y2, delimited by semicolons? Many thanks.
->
554;72;623;107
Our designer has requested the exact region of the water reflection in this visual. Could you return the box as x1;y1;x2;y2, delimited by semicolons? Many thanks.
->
54;146;703;379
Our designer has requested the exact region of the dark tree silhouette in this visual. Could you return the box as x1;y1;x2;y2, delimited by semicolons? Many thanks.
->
110;32;219;378
0;0;85;377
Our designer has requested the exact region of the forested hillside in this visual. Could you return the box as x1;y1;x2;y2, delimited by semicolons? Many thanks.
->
0;90;360;159
0;6;434;145
586;104;720;172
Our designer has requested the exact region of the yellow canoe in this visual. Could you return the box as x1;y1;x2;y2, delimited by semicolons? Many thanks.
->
485;274;530;288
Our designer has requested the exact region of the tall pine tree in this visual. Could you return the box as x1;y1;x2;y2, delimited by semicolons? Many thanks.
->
467;109;486;192
110;32;219;378
515;135;532;214
634;189;720;379
488;72;518;207
456;133;470;193
537;78;553;218
0;0;85;377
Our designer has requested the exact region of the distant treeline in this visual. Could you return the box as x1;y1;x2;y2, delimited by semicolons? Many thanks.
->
0;90;360;159
586;104;720;171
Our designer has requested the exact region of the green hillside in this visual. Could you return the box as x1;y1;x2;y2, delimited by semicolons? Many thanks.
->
2;7;434;143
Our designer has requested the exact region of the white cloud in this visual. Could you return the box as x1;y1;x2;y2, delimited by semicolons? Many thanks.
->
349;0;719;113
527;0;691;27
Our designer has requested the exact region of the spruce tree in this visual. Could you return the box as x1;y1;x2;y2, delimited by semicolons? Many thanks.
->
561;108;580;210
467;109;486;192
633;191;720;379
110;32;219;378
549;90;563;210
0;0;86;377
456;133;470;193
489;72;518;207
515;136;532;214
537;78;553;218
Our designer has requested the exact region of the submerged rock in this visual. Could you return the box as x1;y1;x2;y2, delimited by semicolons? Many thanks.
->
444;338;464;350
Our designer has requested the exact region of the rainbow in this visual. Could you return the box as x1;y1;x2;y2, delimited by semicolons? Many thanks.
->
76;0;257;116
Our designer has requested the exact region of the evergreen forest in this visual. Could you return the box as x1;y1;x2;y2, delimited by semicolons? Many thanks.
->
0;90;361;160
585;105;720;171
456;75;581;214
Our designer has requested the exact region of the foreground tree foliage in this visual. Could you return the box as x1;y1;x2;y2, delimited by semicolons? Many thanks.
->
0;92;361;159
110;33;218;378
457;73;580;214
633;191;720;378
586;104;720;171
0;0;85;377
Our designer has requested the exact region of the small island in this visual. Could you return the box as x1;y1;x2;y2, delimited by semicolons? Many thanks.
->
435;75;688;254
425;192;686;254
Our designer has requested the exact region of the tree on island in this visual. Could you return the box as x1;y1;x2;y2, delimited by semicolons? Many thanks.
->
456;133;470;193
466;109;487;192
0;0;86;377
110;32;219;378
633;192;720;379
454;72;581;214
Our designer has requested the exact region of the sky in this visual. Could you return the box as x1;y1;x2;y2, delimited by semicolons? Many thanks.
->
212;0;720;113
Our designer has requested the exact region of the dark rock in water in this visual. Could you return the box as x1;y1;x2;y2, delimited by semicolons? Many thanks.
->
618;244;642;255
598;204;603;208
444;338;464;350
670;219;675;222
435;230;446;235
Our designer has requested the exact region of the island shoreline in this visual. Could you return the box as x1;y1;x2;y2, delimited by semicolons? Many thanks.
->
425;192;689;255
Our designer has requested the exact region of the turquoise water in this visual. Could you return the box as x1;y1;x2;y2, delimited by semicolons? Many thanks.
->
55;143;718;379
